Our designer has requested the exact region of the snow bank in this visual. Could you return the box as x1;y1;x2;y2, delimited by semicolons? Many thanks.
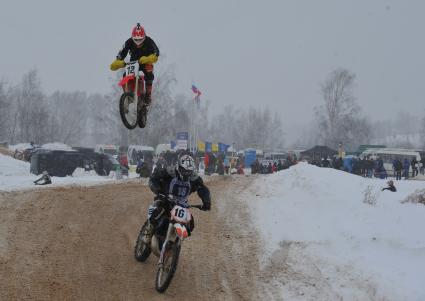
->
9;143;33;151
0;154;139;191
41;142;74;151
0;153;31;177
246;162;425;300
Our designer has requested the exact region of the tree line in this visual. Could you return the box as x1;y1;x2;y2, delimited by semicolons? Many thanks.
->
1;67;424;151
0;68;286;151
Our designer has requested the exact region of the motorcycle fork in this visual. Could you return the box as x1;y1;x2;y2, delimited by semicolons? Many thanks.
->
158;222;177;265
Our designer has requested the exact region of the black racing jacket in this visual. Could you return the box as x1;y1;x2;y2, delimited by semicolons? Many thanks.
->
149;166;211;209
116;37;160;61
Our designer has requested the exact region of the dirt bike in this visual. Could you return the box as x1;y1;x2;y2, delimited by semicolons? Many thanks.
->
118;61;148;129
134;194;203;293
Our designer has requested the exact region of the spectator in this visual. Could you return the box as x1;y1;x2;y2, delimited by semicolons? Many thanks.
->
393;158;402;180
136;158;144;177
277;160;283;171
403;158;410;179
272;162;277;173
267;162;273;174
420;157;425;175
366;158;374;178
217;157;225;175
224;156;230;174
119;153;129;169
204;153;210;175
411;157;419;177
237;162;244;175
381;180;396;192
251;158;260;174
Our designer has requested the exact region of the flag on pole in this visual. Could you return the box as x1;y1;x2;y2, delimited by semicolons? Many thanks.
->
191;84;202;97
191;84;202;108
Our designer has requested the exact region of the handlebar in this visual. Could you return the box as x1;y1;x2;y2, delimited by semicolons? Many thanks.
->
125;60;139;66
189;204;203;210
155;194;203;210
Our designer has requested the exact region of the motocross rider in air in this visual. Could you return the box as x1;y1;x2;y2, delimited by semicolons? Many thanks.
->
143;154;211;244
110;23;159;106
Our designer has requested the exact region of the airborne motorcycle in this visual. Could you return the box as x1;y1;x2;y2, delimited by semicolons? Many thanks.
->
118;61;148;129
134;194;202;293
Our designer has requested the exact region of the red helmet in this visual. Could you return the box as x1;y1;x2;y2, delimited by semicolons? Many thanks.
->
132;23;146;46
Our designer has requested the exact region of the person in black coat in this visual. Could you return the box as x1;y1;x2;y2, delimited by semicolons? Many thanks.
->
382;180;396;192
142;154;211;243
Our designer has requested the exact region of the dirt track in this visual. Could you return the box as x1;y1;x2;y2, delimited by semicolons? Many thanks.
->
0;176;265;301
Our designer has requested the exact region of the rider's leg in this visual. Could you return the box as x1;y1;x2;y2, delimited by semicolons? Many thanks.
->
141;64;154;106
143;199;167;243
188;214;195;236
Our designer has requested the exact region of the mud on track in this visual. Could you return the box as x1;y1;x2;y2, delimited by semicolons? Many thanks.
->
0;176;264;301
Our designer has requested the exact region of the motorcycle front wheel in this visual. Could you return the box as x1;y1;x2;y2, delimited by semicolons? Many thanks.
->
119;92;138;129
155;239;181;293
134;221;152;262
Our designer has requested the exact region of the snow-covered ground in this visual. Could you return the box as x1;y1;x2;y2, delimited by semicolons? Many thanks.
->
9;142;74;151
0;154;140;191
246;162;425;300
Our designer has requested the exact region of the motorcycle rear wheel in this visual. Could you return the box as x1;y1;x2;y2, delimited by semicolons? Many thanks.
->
155;240;181;293
119;92;138;129
134;221;152;262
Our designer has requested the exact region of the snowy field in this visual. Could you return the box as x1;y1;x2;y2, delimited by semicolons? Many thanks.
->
0;154;141;191
246;162;425;300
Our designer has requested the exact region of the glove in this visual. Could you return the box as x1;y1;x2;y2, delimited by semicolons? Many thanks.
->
139;54;158;65
110;59;125;71
201;202;211;211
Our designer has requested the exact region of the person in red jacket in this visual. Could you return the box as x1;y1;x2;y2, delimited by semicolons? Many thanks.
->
204;153;210;174
110;23;160;106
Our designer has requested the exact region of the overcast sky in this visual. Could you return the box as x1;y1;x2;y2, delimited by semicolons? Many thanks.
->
1;0;424;131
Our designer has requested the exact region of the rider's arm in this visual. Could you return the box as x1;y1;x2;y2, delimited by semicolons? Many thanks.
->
138;37;160;65
147;37;160;57
148;168;162;194
148;166;169;194
192;176;211;210
116;39;132;60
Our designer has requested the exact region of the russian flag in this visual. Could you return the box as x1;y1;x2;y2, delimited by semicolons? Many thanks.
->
191;84;202;96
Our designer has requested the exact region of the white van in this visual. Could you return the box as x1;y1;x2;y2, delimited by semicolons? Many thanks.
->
360;148;421;173
94;144;119;157
127;145;155;166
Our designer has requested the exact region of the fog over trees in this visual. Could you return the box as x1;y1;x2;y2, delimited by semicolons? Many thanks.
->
0;67;424;151
0;68;286;151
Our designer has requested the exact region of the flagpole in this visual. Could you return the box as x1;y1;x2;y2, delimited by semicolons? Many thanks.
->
191;95;194;152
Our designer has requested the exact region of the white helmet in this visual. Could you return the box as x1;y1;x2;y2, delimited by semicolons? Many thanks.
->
176;154;195;180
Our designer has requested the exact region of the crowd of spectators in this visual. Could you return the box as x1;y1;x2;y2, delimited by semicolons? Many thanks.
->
307;155;425;180
250;156;297;174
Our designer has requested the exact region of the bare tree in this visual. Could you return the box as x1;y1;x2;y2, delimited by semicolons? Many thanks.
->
421;114;425;150
208;106;285;151
315;68;370;150
6;70;50;144
46;91;89;145
0;81;10;141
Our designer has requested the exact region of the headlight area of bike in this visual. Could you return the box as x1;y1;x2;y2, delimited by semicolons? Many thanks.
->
170;205;191;239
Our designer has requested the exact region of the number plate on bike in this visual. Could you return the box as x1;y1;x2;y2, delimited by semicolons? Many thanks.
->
125;61;139;76
171;205;191;223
